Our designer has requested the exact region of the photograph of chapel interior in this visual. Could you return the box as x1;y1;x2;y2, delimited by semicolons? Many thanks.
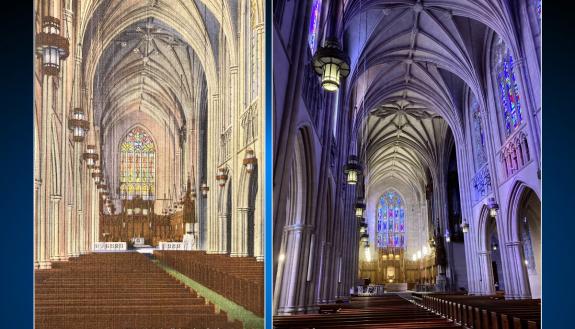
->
273;0;541;328
34;0;265;328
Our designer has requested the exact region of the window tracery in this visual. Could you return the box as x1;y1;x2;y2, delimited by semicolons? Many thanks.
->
119;127;156;200
376;191;405;249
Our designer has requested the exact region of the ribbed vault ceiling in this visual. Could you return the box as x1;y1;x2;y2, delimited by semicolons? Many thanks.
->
345;0;500;190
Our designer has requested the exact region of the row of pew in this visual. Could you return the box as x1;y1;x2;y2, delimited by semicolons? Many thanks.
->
273;295;461;328
35;252;242;329
154;250;264;316
419;293;541;329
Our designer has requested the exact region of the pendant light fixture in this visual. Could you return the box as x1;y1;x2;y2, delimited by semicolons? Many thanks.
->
68;108;89;142
355;201;366;218
83;145;99;169
344;155;362;185
200;183;209;198
243;149;257;174
35;16;69;76
312;39;350;92
216;167;228;187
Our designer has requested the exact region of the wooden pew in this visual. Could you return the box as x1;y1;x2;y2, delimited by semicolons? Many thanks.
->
35;252;242;329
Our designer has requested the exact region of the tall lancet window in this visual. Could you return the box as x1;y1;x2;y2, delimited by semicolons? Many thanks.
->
493;36;523;136
308;0;322;54
470;95;487;169
376;191;405;248
119;127;156;200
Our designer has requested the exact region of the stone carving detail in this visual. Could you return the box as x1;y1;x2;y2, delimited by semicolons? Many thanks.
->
219;127;232;163
499;130;530;178
241;101;258;147
472;164;492;201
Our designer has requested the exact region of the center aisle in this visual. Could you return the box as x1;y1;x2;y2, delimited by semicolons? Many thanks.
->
152;256;264;329
273;295;462;328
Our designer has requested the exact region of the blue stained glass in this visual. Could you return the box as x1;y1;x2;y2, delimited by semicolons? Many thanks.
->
494;38;522;136
308;0;322;53
471;95;487;168
376;191;406;250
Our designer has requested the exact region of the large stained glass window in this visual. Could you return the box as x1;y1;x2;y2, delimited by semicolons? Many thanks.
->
120;127;155;200
376;191;405;249
493;37;523;136
470;95;487;169
308;0;322;53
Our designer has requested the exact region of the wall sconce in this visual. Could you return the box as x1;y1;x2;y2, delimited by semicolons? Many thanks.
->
487;197;499;218
460;219;469;233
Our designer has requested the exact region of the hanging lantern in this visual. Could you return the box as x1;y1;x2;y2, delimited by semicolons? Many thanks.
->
126;208;133;216
343;155;362;185
355;201;366;218
142;208;149;216
487;197;499;218
460;219;469;233
243;149;257;174
312;39;350;92
200;183;209;197
92;170;102;183
35;16;69;76
358;221;368;234
492;242;498;251
216;168;229;187
445;229;451;243
68;108;89;142
360;233;369;244
83;145;98;169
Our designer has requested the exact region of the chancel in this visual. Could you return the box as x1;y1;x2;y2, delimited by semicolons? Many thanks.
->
273;0;541;327
34;0;265;328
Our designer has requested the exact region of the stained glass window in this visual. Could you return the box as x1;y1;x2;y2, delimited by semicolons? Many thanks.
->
120;127;156;200
308;0;322;53
376;191;405;249
493;37;523;136
470;95;487;169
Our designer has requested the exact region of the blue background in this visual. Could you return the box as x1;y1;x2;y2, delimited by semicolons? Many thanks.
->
0;1;572;328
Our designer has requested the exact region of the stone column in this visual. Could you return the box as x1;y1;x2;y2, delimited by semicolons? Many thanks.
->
255;21;265;263
505;241;531;299
218;214;228;254
233;207;249;257
478;250;496;295
206;94;220;254
49;195;63;261
276;224;304;315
